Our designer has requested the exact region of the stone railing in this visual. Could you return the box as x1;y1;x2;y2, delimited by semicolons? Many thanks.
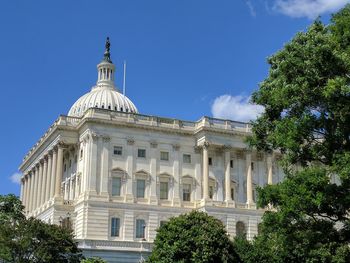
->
84;108;251;133
78;239;153;252
23;108;251;162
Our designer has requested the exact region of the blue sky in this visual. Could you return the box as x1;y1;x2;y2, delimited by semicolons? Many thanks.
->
0;0;348;195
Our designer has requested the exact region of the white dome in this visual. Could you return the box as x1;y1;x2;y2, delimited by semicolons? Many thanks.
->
68;38;138;117
68;86;138;117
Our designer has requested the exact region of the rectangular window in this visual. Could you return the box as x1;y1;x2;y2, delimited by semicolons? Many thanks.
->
183;183;191;201
111;217;120;237
160;151;169;161
209;185;214;199
208;157;213;166
136;219;145;238
231;187;235;200
112;177;121;196
113;146;123;155
230;160;233;168
160;182;168;200
136;179;145;198
138;149;146;158
251;162;254;171
183;154;191;164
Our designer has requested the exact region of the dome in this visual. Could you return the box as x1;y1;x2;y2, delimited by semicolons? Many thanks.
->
68;37;138;117
68;86;138;117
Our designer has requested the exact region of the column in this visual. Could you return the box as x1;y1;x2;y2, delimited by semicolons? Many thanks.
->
25;175;30;212
41;157;48;205
45;152;52;202
21;176;26;210
55;144;64;198
149;141;158;205
37;161;44;208
20;178;24;202
100;136;110;196
202;142;209;200
29;171;34;212
50;149;57;199
194;147;202;201
267;154;273;185
246;151;253;205
224;146;232;202
33;165;40;211
125;138;134;202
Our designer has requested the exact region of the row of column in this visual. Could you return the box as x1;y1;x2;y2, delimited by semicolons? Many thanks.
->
21;144;65;213
202;143;274;204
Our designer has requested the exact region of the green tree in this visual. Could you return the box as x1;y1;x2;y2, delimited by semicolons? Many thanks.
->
242;4;350;263
147;210;240;263
0;194;83;263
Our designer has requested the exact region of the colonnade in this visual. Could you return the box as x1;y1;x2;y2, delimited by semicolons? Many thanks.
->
201;142;274;205
21;143;65;214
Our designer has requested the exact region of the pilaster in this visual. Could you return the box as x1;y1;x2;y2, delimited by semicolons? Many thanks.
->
125;137;135;203
149;141;158;205
172;144;181;206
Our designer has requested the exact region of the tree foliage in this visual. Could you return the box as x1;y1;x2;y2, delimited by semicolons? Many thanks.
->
147;210;239;263
242;4;350;263
0;194;82;263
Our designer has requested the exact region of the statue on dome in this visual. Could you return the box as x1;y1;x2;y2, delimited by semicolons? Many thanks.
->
103;37;112;63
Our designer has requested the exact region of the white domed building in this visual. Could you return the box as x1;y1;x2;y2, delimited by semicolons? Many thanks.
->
19;38;284;262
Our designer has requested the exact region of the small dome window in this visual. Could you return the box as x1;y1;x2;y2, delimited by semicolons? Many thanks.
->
108;105;111;110
115;106;117;111
120;107;123;111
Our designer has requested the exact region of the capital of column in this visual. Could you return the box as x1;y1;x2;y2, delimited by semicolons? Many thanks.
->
150;141;158;148
102;135;111;143
127;137;135;145
172;144;180;151
203;141;210;150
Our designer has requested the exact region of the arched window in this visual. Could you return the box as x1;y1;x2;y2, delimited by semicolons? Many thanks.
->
236;221;246;237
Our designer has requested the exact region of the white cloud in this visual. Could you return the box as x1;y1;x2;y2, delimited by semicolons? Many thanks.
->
211;95;264;122
245;0;257;17
10;172;22;185
273;0;350;19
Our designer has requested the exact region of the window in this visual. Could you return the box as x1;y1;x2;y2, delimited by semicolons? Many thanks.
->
160;182;168;200
183;154;191;164
138;149;146;158
112;177;121;196
183;183;191;201
160;151;169;161
111;217;120;237
136;219;146;239
64;164;67;172
208;157;213;166
80;149;83;158
236;221;246;237
251;162;254;171
69;159;72;168
137;179;146;198
231;187;235;200
209;185;214;199
230;160;233;168
114;146;123;156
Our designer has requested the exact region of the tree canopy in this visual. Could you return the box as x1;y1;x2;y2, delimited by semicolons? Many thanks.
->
0;194;83;263
241;4;350;263
147;210;239;263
